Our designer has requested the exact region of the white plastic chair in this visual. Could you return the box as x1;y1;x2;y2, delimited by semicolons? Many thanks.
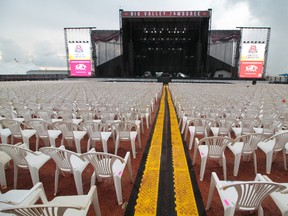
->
0;119;36;149
210;118;238;137
0;143;50;188
228;133;268;176
184;118;213;150
36;109;60;123
0;121;11;144
262;175;288;216
0;150;11;189
193;136;234;181
257;131;288;174
0;182;47;212
39;146;89;195
1;184;101;216
52;121;87;153
83;121;111;153
27;119;62;150
206;172;286;216
111;121;140;159
58;110;83;125
232;118;260;137
81;150;133;205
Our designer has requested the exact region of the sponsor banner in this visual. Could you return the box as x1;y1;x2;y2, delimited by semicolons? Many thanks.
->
70;60;92;77
239;61;263;78
121;11;210;18
68;43;91;60
240;43;265;61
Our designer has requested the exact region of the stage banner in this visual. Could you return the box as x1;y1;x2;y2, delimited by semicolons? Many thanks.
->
239;43;265;78
69;60;92;77
68;43;92;76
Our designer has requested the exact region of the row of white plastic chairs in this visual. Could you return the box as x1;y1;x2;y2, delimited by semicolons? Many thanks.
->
0;142;133;208
191;132;288;183
0;118;143;159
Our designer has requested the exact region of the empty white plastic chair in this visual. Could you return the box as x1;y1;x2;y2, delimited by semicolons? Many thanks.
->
81;150;133;205
83;121;111;153
52;121;87;153
27;119;62;149
262;175;288;216
1;184;101;216
111;121;140;159
0;150;11;189
0;143;50;188
0;182;47;212
193;136;234;181
228;133;268;176
39;146;89;195
206;172;286;216
0;119;36;149
257;131;288;174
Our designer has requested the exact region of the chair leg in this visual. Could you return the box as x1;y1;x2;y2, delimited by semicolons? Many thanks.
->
233;153;241;176
222;156;227;180
74;138;81;153
113;175;123;205
266;152;273;174
91;186;102;216
283;149;287;170
0;163;7;189
130;139;136;159
90;171;96;188
14;164;18;188
253;152;258;174
188;127;196;150
101;139;108;153
54;168;60;195
29;166;40;186
200;156;207;181
73;171;84;195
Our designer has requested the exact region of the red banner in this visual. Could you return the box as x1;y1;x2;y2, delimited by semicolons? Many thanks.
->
239;61;264;78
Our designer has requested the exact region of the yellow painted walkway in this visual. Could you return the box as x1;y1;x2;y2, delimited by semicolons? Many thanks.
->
134;86;199;215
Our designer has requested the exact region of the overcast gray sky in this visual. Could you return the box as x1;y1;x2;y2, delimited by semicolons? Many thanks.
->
0;0;287;76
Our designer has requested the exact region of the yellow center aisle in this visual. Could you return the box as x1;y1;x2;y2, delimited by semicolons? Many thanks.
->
133;85;201;216
167;87;199;216
134;86;165;215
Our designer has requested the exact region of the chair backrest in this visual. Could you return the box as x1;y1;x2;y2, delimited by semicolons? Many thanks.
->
223;181;286;211
266;131;288;151
1;204;80;216
83;121;108;138
0;119;22;137
77;110;96;122
111;121;137;140
27;119;52;138
36;110;57;122
58;110;75;121
81;151;125;178
235;133;268;154
52;121;82;139
199;136;234;158
40;146;83;171
0;143;30;168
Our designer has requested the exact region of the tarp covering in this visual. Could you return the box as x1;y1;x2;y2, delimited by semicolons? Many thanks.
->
91;30;120;42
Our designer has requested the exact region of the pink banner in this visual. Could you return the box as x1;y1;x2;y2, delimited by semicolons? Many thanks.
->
69;60;92;77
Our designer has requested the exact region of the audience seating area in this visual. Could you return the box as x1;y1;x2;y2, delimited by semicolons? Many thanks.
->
1;80;288;215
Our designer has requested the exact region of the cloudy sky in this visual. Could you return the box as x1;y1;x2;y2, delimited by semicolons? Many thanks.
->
0;0;287;76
